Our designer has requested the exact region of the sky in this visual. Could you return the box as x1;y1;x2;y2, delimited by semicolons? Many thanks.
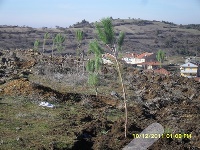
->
0;0;200;28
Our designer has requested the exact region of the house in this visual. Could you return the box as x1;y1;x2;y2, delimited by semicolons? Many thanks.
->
102;53;115;65
122;52;157;65
180;62;199;78
137;61;160;69
136;52;156;62
122;53;138;64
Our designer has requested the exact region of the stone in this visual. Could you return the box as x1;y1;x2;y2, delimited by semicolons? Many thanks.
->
0;79;5;85
111;91;120;99
16;127;22;130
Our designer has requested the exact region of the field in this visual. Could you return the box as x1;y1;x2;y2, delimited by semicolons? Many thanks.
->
0;49;200;150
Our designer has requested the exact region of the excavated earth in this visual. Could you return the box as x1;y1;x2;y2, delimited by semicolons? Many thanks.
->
0;50;200;150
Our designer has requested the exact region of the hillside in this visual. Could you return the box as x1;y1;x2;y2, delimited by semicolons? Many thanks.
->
0;49;200;149
0;18;200;56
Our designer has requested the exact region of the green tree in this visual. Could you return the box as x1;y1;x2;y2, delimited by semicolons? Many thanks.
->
95;17;127;138
156;50;165;68
86;40;103;96
33;39;40;53
43;32;50;53
54;33;65;54
75;29;83;57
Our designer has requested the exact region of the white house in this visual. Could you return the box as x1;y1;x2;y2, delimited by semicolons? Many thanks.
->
122;52;156;65
180;62;199;78
122;53;138;64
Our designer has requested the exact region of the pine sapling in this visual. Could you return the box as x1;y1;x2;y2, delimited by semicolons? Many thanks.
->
156;49;165;68
54;33;66;54
43;32;50;53
33;39;40;53
86;40;103;96
95;17;128;138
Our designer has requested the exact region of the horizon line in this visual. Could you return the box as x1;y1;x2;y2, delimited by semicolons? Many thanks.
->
1;17;200;28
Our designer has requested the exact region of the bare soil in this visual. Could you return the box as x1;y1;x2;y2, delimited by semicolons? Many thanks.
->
0;49;200;150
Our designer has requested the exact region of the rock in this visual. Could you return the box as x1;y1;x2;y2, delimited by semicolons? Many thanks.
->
16;127;22;131
189;94;195;100
111;91;121;99
0;140;3;145
1;57;7;65
0;69;5;77
16;137;23;142
0;79;5;85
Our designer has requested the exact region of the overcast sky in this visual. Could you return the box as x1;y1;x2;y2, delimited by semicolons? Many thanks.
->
0;0;200;28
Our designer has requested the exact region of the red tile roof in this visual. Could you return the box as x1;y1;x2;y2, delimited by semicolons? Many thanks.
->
136;52;153;59
102;53;115;60
154;68;170;75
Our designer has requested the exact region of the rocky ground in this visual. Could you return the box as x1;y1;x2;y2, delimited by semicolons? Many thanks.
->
0;50;200;150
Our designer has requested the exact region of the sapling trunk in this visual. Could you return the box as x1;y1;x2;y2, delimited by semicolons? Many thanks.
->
51;41;54;58
43;39;45;53
95;17;127;138
82;61;85;75
106;44;128;138
111;48;128;138
114;51;128;138
160;60;162;68
95;87;98;97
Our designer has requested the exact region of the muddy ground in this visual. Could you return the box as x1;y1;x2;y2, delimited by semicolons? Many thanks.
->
0;50;200;150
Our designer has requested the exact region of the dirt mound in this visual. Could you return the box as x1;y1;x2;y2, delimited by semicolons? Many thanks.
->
19;60;36;70
1;79;35;96
0;79;55;99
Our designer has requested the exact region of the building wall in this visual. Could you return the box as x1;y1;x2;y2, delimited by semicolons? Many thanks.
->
184;67;197;71
123;53;157;64
181;67;198;77
181;73;196;77
123;58;145;64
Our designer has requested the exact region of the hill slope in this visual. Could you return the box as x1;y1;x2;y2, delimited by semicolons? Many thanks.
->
0;18;200;56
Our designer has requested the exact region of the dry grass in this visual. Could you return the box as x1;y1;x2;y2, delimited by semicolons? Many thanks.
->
0;96;76;149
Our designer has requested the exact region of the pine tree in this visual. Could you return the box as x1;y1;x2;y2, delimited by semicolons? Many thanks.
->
43;32;50;53
33;39;40;53
75;29;83;57
95;17;127;138
156;50;165;68
86;40;103;96
52;33;65;57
